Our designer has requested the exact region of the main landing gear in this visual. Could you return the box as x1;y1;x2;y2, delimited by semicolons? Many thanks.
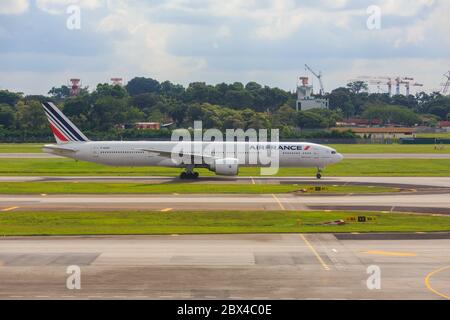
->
316;168;323;180
180;167;199;180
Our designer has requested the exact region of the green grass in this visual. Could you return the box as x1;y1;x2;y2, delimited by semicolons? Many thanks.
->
0;182;396;194
0;158;449;177
0;143;449;154
0;143;44;153
415;133;450;139
327;144;450;154
0;211;448;236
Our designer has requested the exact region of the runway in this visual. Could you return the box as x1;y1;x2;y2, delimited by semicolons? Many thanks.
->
0;177;449;300
0;234;448;300
1;153;450;159
1;193;450;214
1;176;450;214
3;176;450;187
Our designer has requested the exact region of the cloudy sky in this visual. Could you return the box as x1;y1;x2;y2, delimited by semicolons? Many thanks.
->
0;0;449;95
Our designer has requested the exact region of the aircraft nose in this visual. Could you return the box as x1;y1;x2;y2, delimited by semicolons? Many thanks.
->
337;153;344;162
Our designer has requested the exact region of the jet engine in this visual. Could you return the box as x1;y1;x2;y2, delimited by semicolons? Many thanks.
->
210;158;239;176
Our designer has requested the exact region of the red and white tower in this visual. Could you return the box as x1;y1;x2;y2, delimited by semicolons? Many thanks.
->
69;79;81;96
111;78;123;86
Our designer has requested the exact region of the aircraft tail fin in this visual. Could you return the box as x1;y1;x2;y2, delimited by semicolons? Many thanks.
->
42;102;90;144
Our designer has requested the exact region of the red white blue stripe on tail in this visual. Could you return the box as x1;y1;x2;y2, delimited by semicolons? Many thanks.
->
42;102;89;144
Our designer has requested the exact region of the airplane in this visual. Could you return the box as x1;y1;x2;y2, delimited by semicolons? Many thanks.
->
41;102;344;179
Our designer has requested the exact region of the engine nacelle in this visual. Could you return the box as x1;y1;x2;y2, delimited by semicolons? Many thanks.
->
210;158;239;176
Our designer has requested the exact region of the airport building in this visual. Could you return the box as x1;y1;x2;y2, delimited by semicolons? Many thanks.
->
334;127;415;140
296;77;329;111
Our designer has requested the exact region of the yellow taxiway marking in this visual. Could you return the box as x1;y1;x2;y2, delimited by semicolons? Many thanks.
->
161;208;173;212
363;250;417;257
1;206;19;212
271;194;285;211
300;234;330;271
425;266;450;300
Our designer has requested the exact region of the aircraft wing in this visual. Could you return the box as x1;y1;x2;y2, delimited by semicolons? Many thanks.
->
135;148;218;161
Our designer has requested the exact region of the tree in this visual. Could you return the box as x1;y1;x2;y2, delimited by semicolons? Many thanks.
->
91;96;128;130
253;86;290;112
93;83;128;99
131;93;159;112
0;90;22;106
48;86;71;100
224;90;253;109
347;81;368;94
16;101;47;130
167;103;187;126
160;81;185;98
295;112;328;130
0;104;15;128
245;82;262;91
185;82;220;104
307;108;342;128
247;112;271;130
328;88;354;118
124;107;145;123
125;77;161;96
63;97;90;117
273;105;296;127
362;104;421;126
420;114;439;127
428;105;450;120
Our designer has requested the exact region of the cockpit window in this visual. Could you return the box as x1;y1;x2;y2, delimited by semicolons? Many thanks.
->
331;151;337;154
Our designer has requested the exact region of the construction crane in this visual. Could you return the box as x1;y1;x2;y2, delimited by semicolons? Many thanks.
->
305;64;325;95
359;76;422;96
358;76;394;96
407;82;423;96
367;80;388;94
442;71;450;94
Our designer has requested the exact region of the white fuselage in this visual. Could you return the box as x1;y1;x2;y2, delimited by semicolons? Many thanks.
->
44;141;343;170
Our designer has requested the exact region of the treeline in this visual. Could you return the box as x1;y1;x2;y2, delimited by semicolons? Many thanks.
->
330;82;450;126
0;77;449;142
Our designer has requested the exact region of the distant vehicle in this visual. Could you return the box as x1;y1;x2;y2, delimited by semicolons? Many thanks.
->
41;102;344;179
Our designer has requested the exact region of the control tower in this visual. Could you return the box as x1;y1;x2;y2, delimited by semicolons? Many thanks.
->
296;77;329;111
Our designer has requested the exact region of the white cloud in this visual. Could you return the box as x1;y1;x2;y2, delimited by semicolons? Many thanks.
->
0;0;29;15
96;2;207;83
1;0;449;94
379;0;435;17
36;0;103;15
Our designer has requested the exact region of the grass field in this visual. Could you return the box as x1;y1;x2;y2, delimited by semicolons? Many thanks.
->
0;158;448;177
1;143;449;154
0;143;44;153
0;182;396;194
327;144;450;154
0;211;448;236
415;133;450;139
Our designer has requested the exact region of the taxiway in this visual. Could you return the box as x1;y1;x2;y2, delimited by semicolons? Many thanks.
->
0;234;448;300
